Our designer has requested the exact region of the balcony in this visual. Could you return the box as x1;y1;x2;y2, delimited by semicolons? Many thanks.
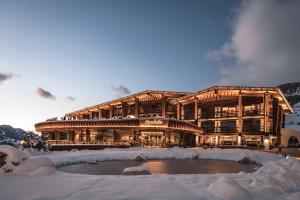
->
242;126;264;133
200;111;238;119
202;126;238;134
243;109;264;117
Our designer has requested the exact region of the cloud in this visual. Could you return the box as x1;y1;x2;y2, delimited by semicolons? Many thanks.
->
0;73;14;84
40;68;55;75
206;42;234;61
66;96;75;101
112;85;131;97
36;87;56;100
207;0;300;86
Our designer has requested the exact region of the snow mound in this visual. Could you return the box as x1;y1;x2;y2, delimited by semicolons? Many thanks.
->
14;156;54;175
29;167;56;176
252;158;300;193
123;165;151;175
0;145;28;165
0;145;55;175
208;176;252;200
23;148;46;157
0;145;28;173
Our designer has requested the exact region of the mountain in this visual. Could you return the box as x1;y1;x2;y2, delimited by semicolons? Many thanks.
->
278;82;300;106
0;125;28;141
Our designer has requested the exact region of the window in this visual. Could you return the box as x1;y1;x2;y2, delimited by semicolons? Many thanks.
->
243;120;261;132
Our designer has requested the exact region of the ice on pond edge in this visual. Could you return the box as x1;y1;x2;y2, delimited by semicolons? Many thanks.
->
123;165;151;175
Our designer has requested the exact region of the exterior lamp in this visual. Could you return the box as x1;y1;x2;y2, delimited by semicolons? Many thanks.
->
263;137;270;150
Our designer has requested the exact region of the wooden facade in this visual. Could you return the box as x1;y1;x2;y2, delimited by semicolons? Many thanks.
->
35;87;293;149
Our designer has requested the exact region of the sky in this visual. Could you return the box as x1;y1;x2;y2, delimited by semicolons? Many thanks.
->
0;0;299;130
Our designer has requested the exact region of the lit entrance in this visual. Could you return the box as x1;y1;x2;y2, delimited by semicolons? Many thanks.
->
139;132;165;147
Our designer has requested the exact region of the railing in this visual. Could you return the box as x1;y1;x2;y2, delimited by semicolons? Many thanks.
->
35;118;203;134
243;109;264;116
242;126;264;133
202;126;239;134
200;111;238;119
48;140;130;146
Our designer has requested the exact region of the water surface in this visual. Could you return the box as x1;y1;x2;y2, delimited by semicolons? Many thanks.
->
57;159;260;175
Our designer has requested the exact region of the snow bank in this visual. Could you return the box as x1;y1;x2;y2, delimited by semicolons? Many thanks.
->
123;165;151;175
208;176;251;200
0;145;55;175
23;148;46;157
14;156;54;175
251;157;300;193
43;147;280;167
0;145;28;165
0;147;299;200
0;145;28;173
29;167;56;176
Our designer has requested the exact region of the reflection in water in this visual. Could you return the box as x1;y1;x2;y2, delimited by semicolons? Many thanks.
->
57;159;261;175
143;161;168;174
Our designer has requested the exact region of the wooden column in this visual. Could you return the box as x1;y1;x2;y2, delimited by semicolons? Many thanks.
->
68;130;72;143
134;98;139;118
264;93;270;133
214;90;219;136
55;132;60;140
238;92;243;133
82;129;86;143
177;103;181;120
133;130;137;146
162;96;166;118
99;109;103;119
278;108;284;145
109;106;113;119
167;131;171;148
194;98;198;121
122;102;127;118
74;130;80;143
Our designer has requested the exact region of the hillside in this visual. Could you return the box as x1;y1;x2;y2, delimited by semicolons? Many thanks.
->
278;82;300;106
0;125;28;141
279;82;300;131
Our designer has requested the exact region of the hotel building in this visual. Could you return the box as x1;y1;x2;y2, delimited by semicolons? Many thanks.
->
35;86;292;150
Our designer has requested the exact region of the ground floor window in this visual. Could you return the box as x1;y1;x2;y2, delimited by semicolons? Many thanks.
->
243;120;261;132
60;133;68;140
50;133;55;140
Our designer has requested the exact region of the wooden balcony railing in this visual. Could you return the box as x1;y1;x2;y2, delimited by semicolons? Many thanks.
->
202;126;239;134
35;118;203;134
243;109;265;116
200;111;238;119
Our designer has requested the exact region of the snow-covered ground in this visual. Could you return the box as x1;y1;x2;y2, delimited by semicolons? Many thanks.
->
0;146;300;200
286;102;300;131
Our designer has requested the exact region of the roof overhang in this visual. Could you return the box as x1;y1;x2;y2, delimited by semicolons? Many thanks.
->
66;90;190;117
170;86;293;115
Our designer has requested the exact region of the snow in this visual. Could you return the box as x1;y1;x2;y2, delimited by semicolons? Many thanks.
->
28;167;56;176
0;145;54;175
208;176;251;200
13;156;54;175
286;102;300;131
0;146;300;200
123;165;150;175
0;145;28;164
39;147;280;168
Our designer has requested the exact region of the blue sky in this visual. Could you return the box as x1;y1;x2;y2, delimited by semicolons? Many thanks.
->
3;0;298;130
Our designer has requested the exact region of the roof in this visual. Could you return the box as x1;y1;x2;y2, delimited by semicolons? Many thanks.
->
66;90;190;116
171;85;293;114
65;85;293;117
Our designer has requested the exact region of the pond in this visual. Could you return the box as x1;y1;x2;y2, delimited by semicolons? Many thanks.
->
57;159;260;175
